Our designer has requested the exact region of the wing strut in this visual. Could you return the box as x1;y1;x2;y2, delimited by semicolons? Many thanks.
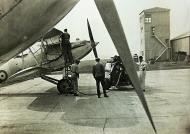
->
94;0;157;133
29;47;40;66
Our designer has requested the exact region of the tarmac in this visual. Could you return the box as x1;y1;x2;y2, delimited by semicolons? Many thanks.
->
0;69;190;134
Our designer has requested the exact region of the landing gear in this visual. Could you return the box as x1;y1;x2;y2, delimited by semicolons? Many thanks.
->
41;75;73;94
57;65;74;94
57;77;73;94
41;65;74;94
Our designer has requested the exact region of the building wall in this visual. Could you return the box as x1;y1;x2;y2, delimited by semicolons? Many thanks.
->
140;13;145;57
171;37;190;60
140;10;170;61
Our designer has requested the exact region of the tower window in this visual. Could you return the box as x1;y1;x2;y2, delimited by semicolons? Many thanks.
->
145;14;151;23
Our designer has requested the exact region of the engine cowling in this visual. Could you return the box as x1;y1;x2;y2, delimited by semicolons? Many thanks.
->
0;70;8;83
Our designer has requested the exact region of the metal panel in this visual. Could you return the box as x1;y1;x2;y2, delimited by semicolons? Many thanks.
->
0;0;22;18
0;0;79;64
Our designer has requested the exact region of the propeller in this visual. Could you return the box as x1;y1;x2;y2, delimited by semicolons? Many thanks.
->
94;0;157;133
87;19;98;59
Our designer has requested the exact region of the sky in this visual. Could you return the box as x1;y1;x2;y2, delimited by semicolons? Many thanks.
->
55;0;190;60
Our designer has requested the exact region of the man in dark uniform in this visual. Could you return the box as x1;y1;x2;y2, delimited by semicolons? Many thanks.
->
92;58;109;98
60;29;73;64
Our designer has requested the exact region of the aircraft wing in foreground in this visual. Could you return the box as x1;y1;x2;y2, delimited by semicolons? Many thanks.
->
0;0;79;64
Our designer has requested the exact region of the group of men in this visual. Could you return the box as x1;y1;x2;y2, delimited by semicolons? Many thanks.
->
60;28;147;98
70;56;147;98
70;58;109;98
60;29;108;98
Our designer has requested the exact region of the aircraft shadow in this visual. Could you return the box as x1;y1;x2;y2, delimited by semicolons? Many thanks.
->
26;86;140;128
0;87;58;97
0;77;37;88
109;86;135;92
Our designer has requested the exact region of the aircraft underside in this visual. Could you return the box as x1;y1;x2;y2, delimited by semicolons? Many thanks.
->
0;0;79;64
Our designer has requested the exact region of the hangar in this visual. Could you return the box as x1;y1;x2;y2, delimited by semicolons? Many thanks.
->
171;32;190;62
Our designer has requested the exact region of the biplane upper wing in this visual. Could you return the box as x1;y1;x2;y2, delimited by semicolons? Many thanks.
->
94;0;157;133
43;28;63;40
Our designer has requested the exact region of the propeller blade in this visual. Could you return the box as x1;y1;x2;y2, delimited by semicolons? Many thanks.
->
87;19;98;58
94;0;157;133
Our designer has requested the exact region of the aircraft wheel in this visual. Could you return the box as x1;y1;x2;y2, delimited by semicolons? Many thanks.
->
57;78;72;94
0;70;8;83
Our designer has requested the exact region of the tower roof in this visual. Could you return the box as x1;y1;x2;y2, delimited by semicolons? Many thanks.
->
140;7;170;15
171;31;190;41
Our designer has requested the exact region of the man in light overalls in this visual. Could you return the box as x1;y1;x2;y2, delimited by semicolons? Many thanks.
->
71;60;80;96
138;56;147;91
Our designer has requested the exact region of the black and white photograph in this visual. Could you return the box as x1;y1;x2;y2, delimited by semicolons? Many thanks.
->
0;0;190;133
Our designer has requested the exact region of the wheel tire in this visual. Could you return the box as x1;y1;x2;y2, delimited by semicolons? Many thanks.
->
0;70;8;83
57;78;72;94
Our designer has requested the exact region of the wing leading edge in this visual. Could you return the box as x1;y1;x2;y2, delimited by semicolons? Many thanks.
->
94;0;157;133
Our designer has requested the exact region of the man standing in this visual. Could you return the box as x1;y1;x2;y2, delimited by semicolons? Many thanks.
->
71;60;80;96
60;29;73;64
133;54;139;62
138;56;147;91
92;58;109;98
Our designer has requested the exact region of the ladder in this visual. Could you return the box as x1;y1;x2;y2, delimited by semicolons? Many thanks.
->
64;65;71;78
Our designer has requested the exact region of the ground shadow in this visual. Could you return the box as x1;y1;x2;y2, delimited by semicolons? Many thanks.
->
26;85;140;128
0;87;57;97
110;86;135;92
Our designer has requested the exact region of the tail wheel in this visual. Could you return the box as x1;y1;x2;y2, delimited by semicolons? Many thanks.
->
0;70;8;83
57;78;72;94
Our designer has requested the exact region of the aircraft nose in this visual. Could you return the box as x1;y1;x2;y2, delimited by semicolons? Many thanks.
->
72;41;99;60
88;41;99;49
95;42;99;47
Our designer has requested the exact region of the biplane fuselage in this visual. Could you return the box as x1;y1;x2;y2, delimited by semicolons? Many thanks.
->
0;40;97;83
